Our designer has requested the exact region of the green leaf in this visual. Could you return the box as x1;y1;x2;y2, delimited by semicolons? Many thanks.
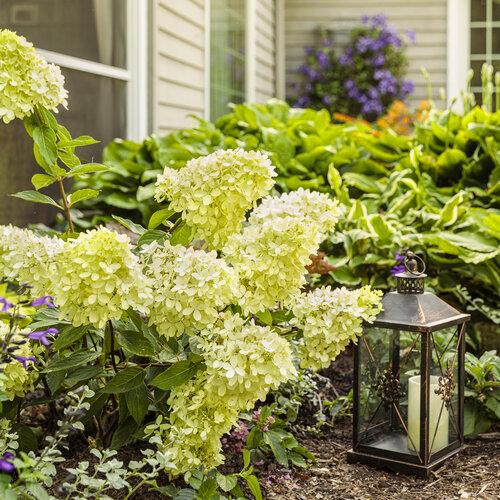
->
51;325;88;351
110;416;139;449
103;367;145;394
44;350;100;372
12;423;39;453
11;190;62;209
242;448;251;469
67;163;110;176
112;216;147;235
31;173;55;190
105;192;139;210
197;477;217;499
246;426;263;449
67;188;99;206
263;429;289;467
57;135;99;148
148;208;176;230
245;475;263;500
169;220;193;246
136;229;168;248
33;126;58;165
137;183;156;202
125;383;149;424
117;330;155;357
216;472;238;492
329;267;361;286
65;365;105;386
256;309;272;325
150;361;200;390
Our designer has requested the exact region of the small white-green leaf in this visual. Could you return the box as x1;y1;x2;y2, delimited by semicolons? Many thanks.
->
31;173;55;190
148;208;176;230
68;188;99;206
11;190;62;209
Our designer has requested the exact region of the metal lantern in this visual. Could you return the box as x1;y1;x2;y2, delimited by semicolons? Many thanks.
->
347;251;470;478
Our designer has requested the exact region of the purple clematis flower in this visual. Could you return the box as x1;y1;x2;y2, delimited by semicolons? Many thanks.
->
0;453;15;473
28;327;59;346
390;264;406;276
395;252;405;262
0;297;13;313
316;51;329;69
15;355;37;369
29;296;55;308
322;95;332;105
405;29;417;44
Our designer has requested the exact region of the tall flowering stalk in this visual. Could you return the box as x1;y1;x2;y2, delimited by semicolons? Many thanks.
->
294;14;416;120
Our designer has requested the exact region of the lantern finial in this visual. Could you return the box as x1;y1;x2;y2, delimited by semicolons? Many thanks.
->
396;250;426;294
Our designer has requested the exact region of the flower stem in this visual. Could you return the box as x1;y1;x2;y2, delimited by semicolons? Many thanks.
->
108;320;118;373
58;178;75;233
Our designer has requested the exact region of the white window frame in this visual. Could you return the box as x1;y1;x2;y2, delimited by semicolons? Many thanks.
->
447;0;470;108
35;0;148;141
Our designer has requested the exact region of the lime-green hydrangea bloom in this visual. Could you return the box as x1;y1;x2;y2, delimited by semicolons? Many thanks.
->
223;216;322;315
199;313;296;409
0;322;36;400
155;149;277;249
0;225;64;297
141;241;242;339
248;187;340;234
51;228;152;328
290;286;383;370
0;29;68;123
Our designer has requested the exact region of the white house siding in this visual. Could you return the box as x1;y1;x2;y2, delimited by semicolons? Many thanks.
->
152;0;207;133
255;0;277;102
285;0;448;109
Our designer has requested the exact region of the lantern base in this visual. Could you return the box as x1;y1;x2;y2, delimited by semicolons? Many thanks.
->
347;445;466;480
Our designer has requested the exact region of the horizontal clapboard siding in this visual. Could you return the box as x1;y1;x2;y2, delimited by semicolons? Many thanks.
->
153;0;207;133
255;0;276;103
285;0;448;108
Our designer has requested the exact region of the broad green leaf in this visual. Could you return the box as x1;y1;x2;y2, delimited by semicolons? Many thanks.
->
242;448;251;469
103;367;145;394
197;477;217;499
51;325;88;351
65;365;105;386
67;188;99;206
148;208;176;230
343;172;381;193
137;183;156;202
57;135;99;148
112;216;147;235
169;220;193;246
44;350;100;372
136;229;168;248
256;309;273;325
216;472;238;492
67;163;109;176
368;214;394;241
11;190;62;209
33;126;58;165
125;383;149;424
263;429;288;467
31;173;55;190
246;426;263;449
150;361;199;390
245;475;263;500
12;423;39;453
110;416;139;450
105;192;139;210
117;329;155;357
330;267;361;286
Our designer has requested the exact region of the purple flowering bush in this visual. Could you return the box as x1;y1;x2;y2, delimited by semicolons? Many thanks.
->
294;14;416;120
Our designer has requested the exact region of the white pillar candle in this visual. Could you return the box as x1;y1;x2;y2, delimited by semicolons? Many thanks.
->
407;375;449;453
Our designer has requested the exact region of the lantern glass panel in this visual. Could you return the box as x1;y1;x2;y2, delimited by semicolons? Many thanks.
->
357;328;421;457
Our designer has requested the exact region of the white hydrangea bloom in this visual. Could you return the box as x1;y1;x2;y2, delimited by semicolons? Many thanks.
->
0;30;68;123
248;187;340;234
290;286;383;370
223;216;322;314
199;313;296;409
51;228;152;328
0;225;63;296
141;240;242;338
155;149;277;249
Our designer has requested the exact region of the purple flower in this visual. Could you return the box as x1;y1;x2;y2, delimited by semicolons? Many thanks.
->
27;327;59;346
400;79;415;98
316;51;329;69
372;53;385;67
29;296;55;308
367;86;379;99
371;13;387;28
361;15;369;24
296;95;312;107
15;355;37;369
344;78;356;90
405;29;416;44
0;453;15;473
390;264;406;276
356;36;374;54
395;252;405;262
338;54;353;67
361;101;373;114
322;37;332;47
372;100;384;115
304;46;314;56
0;297;13;313
322;95;332;105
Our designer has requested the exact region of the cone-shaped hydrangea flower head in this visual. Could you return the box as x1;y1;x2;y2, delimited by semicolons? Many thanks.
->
51;228;152;328
290;286;383;370
155;149;277;249
223;216;322;315
0;29;68;123
248;187;340;234
141;240;242;339
0;322;36;400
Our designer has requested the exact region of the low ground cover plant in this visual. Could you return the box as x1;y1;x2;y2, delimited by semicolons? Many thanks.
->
0;29;384;498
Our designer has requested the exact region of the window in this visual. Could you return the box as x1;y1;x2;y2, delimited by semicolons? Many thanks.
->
210;0;247;121
0;0;147;226
470;0;500;106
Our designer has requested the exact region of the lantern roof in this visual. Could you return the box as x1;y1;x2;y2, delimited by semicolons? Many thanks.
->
370;291;470;332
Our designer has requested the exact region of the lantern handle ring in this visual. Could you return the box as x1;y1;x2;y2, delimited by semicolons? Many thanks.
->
404;251;426;275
